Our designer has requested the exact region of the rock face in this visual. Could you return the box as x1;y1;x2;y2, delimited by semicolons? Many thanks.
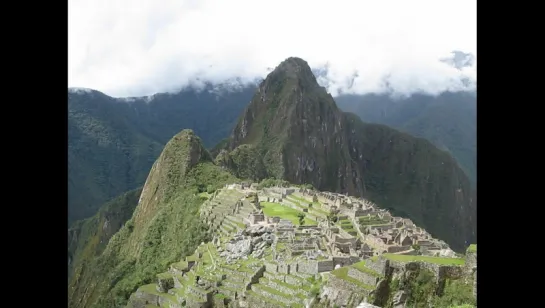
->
219;227;275;261
220;57;475;251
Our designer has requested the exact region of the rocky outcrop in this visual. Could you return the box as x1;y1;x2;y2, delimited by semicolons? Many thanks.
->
219;227;275;261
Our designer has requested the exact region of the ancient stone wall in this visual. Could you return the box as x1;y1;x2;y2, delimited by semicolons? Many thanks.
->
387;245;412;253
212;296;226;308
322;275;372;307
369;224;395;231
464;251;477;274
365;257;389;276
265;279;300;295
264;261;278;273
317;260;335;272
296;261;318;274
246;288;290;307
347;267;379;285
388;261;463;282
245;265;266;289
334;235;356;244
297;225;320;230
278;263;291;274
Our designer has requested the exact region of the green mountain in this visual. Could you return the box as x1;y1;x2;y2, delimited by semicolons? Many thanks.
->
69;80;476;225
219;57;475;251
68;187;142;280
68;85;254;223
68;58;476;308
68;129;238;308
335;92;476;185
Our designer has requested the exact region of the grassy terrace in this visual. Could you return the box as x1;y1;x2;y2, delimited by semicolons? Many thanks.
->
288;194;329;215
246;290;291;308
358;215;389;226
337;219;357;236
330;267;375;290
197;192;212;199
381;253;466;266
261;202;317;225
351;261;382;277
270;277;310;295
467;244;477;253
172;260;189;271
139;284;177;302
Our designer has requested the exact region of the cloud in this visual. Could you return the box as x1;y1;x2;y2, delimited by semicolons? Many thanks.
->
69;0;476;97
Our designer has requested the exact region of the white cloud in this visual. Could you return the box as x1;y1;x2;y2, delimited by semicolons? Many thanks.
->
68;0;476;97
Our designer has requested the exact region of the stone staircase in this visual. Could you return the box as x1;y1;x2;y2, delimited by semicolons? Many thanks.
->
200;189;251;237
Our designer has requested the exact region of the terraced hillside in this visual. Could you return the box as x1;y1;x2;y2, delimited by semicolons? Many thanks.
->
126;185;477;308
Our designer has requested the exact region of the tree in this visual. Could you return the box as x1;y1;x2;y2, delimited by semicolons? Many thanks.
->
297;213;306;226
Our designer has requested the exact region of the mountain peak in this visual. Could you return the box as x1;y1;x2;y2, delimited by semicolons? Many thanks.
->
136;129;210;220
273;57;314;78
222;58;474;251
264;57;321;92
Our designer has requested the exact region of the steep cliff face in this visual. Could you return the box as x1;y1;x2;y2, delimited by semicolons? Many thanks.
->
222;57;475;251
68;129;237;308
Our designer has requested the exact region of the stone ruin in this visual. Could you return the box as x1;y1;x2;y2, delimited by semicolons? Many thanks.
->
219;225;275;261
247;210;265;225
126;185;471;308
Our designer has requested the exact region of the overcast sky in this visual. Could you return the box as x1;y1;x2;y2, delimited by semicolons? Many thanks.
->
68;0;476;98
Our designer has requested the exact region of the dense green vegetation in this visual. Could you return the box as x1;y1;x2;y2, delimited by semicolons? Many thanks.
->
69;78;476;224
385;268;475;308
68;188;142;280
382;253;465;266
68;85;254;223
336;91;476;186
68;130;238;308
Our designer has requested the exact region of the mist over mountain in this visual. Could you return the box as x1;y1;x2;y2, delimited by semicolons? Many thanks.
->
68;74;476;223
217;57;475;251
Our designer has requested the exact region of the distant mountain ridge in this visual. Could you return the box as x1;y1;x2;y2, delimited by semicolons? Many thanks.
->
68;66;476;223
68;84;255;222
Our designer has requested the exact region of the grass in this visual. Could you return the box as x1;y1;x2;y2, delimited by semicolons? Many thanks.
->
172;260;189;271
246;289;290;308
197;192;211;199
383;253;465;266
254;283;295;299
214;293;227;299
330;267;375;290
351;261;382;277
466;244;477;253
288;195;329;215
139;284;177;303
260;202;317;226
359;216;390;226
